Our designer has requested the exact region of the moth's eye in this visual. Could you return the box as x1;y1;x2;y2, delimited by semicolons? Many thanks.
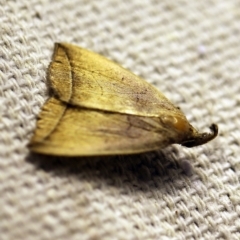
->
161;115;189;132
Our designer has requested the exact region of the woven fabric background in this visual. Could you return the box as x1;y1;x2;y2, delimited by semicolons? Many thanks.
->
1;0;240;239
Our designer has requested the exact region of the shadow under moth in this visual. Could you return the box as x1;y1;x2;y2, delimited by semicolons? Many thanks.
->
29;43;218;156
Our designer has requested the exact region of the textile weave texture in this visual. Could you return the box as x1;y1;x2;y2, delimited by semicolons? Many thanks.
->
1;1;240;239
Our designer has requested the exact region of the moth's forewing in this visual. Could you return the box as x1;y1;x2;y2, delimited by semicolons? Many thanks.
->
30;98;193;156
50;43;183;118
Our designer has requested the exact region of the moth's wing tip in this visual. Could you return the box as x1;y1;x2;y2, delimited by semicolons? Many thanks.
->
181;123;218;148
48;43;73;102
28;97;67;149
53;42;72;50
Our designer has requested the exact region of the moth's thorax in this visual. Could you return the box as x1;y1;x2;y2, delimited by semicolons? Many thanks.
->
161;114;190;133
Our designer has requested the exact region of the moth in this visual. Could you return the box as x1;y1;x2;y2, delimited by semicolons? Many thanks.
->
29;43;218;156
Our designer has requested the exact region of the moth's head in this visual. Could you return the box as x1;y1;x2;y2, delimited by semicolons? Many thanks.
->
160;112;218;148
181;123;218;148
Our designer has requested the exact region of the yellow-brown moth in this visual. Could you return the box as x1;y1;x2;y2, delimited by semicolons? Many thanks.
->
29;43;218;156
